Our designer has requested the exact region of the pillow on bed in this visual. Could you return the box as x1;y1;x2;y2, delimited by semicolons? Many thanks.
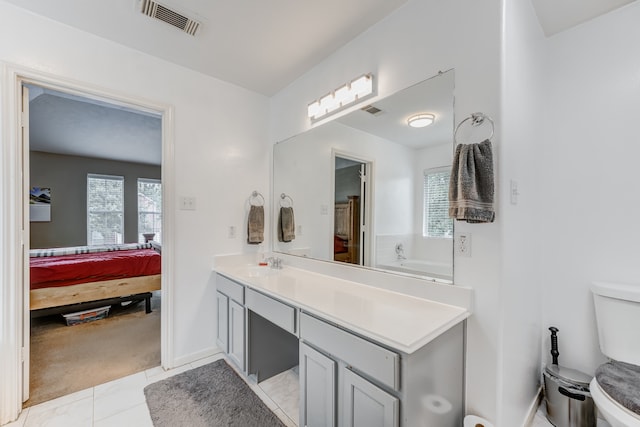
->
149;240;162;254
30;242;153;258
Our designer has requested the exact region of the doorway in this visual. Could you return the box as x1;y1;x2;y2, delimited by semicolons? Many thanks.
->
333;153;372;266
13;72;173;408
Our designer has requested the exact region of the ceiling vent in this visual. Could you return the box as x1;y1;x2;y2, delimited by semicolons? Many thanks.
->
361;105;383;116
140;0;201;36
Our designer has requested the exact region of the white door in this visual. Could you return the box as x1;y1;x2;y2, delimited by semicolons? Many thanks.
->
358;163;367;266
21;85;30;402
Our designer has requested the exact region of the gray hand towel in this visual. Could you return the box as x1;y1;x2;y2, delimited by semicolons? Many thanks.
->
278;207;295;242
247;205;264;244
448;139;495;223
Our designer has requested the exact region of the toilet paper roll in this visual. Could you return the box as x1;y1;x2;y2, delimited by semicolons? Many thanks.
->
463;414;495;427
421;394;453;414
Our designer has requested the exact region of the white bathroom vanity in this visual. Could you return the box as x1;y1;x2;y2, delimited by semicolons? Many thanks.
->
214;255;472;427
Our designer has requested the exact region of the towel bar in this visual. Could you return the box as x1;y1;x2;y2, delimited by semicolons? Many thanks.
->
279;193;294;207
250;191;265;206
454;112;494;145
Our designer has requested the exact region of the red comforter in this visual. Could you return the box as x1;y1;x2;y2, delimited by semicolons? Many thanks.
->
30;249;161;290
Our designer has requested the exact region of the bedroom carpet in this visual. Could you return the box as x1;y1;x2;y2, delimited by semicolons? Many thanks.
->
144;359;286;427
25;291;161;408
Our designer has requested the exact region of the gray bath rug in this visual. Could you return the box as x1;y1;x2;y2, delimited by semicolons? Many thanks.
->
144;359;286;427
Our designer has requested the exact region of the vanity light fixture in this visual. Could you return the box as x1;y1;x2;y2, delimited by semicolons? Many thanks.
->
407;113;435;128
307;73;374;122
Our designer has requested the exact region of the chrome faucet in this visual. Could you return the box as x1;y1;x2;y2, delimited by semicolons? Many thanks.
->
265;256;283;269
395;243;406;260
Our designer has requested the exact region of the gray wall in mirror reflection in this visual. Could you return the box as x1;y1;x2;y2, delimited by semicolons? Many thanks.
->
273;70;455;282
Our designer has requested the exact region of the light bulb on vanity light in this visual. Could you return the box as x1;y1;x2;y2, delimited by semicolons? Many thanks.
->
350;74;373;98
307;101;321;119
334;84;355;106
320;93;339;114
407;113;435;128
307;73;375;121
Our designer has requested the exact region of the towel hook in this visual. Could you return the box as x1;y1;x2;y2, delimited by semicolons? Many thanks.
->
250;190;265;206
454;112;495;145
279;193;294;208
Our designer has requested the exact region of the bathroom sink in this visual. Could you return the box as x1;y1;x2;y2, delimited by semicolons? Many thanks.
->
246;265;279;278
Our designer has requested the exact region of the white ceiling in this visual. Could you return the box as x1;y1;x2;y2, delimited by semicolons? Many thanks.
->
5;0;634;96
27;86;162;165
6;0;407;96
531;0;635;36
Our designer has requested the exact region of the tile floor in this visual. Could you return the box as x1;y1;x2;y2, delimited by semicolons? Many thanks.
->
532;401;611;427
531;404;554;427
6;353;298;427
6;357;613;427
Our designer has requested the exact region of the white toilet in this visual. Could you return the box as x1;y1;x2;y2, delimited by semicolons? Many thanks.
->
591;281;640;427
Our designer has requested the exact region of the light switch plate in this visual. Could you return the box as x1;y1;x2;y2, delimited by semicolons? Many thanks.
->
510;180;519;205
180;196;196;210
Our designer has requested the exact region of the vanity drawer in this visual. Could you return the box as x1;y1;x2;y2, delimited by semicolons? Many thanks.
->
245;288;296;335
300;312;399;391
217;274;244;304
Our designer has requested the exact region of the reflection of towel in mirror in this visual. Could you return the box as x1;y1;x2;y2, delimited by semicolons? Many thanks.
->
448;139;495;223
278;207;295;242
247;205;264;244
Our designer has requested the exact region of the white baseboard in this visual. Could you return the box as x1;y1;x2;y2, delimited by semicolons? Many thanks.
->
170;346;222;369
523;386;543;426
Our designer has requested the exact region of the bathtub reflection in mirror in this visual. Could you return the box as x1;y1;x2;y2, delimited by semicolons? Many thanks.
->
273;70;455;282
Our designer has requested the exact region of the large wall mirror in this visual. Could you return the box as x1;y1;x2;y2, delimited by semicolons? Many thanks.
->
273;70;455;283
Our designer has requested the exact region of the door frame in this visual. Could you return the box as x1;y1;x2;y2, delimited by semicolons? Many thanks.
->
331;149;375;267
0;63;176;423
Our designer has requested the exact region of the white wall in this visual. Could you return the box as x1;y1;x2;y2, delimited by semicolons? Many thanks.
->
541;2;640;376
0;1;268;421
499;0;547;425
270;0;507;423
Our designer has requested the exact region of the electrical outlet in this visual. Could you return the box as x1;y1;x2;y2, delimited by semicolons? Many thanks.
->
228;226;236;239
456;233;472;257
297;225;303;235
180;196;196;210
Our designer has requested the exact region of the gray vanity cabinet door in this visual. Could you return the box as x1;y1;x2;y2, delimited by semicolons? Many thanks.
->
342;368;398;427
216;291;228;353
228;299;245;370
300;342;336;427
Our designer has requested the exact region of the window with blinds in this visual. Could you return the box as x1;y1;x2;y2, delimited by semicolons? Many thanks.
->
138;178;162;243
87;174;124;245
423;167;453;238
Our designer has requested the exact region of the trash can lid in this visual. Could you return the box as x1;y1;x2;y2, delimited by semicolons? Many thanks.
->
545;364;592;388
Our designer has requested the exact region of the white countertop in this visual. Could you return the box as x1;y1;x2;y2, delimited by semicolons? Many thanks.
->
215;262;470;354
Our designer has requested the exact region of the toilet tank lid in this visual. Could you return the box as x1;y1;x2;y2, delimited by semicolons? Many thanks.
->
592;282;640;302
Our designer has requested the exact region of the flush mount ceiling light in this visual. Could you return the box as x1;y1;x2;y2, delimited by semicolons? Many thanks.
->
407;113;435;128
308;74;375;122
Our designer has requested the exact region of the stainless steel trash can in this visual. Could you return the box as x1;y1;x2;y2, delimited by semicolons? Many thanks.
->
543;364;596;427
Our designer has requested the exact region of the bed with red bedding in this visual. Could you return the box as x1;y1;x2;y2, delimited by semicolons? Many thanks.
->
29;243;161;314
